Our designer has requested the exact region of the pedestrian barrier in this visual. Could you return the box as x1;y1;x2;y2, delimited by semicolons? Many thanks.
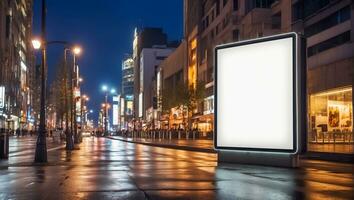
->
114;129;212;141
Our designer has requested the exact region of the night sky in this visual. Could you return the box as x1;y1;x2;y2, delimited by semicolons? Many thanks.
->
32;0;183;122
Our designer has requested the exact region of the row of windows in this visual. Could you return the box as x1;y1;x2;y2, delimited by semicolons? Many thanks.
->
202;0;238;32
245;0;275;15
305;6;350;37
292;0;330;22
307;31;350;57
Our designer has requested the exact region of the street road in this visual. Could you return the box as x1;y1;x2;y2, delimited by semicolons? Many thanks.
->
0;136;353;199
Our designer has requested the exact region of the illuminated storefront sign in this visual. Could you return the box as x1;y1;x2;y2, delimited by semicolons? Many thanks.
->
113;96;119;102
125;95;133;101
215;33;298;153
120;97;125;121
139;93;143;117
203;96;214;115
126;101;133;115
113;104;119;125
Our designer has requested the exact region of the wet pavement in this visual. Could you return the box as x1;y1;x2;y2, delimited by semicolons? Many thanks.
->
109;136;214;152
0;136;353;200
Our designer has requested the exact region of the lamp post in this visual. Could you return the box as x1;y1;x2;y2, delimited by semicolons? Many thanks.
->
101;86;116;136
63;47;81;150
32;40;80;152
102;86;108;136
81;95;89;131
71;47;81;144
31;1;81;154
33;0;47;163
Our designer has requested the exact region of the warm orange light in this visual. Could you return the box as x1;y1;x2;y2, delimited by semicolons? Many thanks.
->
191;38;197;49
73;46;82;55
188;64;197;89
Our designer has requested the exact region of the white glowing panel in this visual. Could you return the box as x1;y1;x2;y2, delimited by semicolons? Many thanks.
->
113;104;118;125
215;33;297;152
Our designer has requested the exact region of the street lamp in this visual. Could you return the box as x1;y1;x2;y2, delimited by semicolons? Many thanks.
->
81;94;89;131
33;0;47;163
63;45;83;149
31;39;41;50
102;85;108;92
71;47;82;144
73;46;81;55
32;39;81;152
101;85;115;136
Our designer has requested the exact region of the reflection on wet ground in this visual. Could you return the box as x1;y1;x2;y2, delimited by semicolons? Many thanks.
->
0;136;353;199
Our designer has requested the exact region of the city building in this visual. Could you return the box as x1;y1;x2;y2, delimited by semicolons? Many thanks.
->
183;0;353;154
132;27;168;127
291;0;353;154
120;55;134;129
157;41;187;129
0;0;35;131
139;46;175;128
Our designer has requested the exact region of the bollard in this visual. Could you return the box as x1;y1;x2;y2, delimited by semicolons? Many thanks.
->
0;132;9;159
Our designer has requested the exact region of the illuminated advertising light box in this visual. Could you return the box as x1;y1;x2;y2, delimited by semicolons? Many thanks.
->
113;104;119;125
215;33;298;153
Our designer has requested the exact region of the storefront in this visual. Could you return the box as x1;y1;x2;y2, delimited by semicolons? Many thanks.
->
308;87;353;153
168;107;186;129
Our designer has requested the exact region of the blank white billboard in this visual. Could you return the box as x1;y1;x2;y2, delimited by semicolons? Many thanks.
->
215;33;297;152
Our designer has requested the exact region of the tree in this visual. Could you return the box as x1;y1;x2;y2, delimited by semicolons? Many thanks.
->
160;80;205;129
49;59;74;129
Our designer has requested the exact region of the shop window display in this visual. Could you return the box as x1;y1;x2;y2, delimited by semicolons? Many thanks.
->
308;87;353;153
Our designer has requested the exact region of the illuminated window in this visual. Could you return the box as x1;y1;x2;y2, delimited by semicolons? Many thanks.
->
189;38;197;89
308;87;353;153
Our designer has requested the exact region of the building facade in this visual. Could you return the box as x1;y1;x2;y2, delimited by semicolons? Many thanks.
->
139;46;174;128
291;0;353;154
132;27;168;126
120;56;134;129
157;41;187;129
183;0;353;154
0;0;35;131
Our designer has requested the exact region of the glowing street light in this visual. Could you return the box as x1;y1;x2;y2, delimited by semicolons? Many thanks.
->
102;85;108;92
31;39;42;50
73;46;82;55
110;88;116;94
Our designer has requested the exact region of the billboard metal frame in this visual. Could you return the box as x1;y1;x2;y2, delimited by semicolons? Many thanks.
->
214;32;298;154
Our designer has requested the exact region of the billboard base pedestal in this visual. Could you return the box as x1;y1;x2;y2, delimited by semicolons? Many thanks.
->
218;150;299;168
